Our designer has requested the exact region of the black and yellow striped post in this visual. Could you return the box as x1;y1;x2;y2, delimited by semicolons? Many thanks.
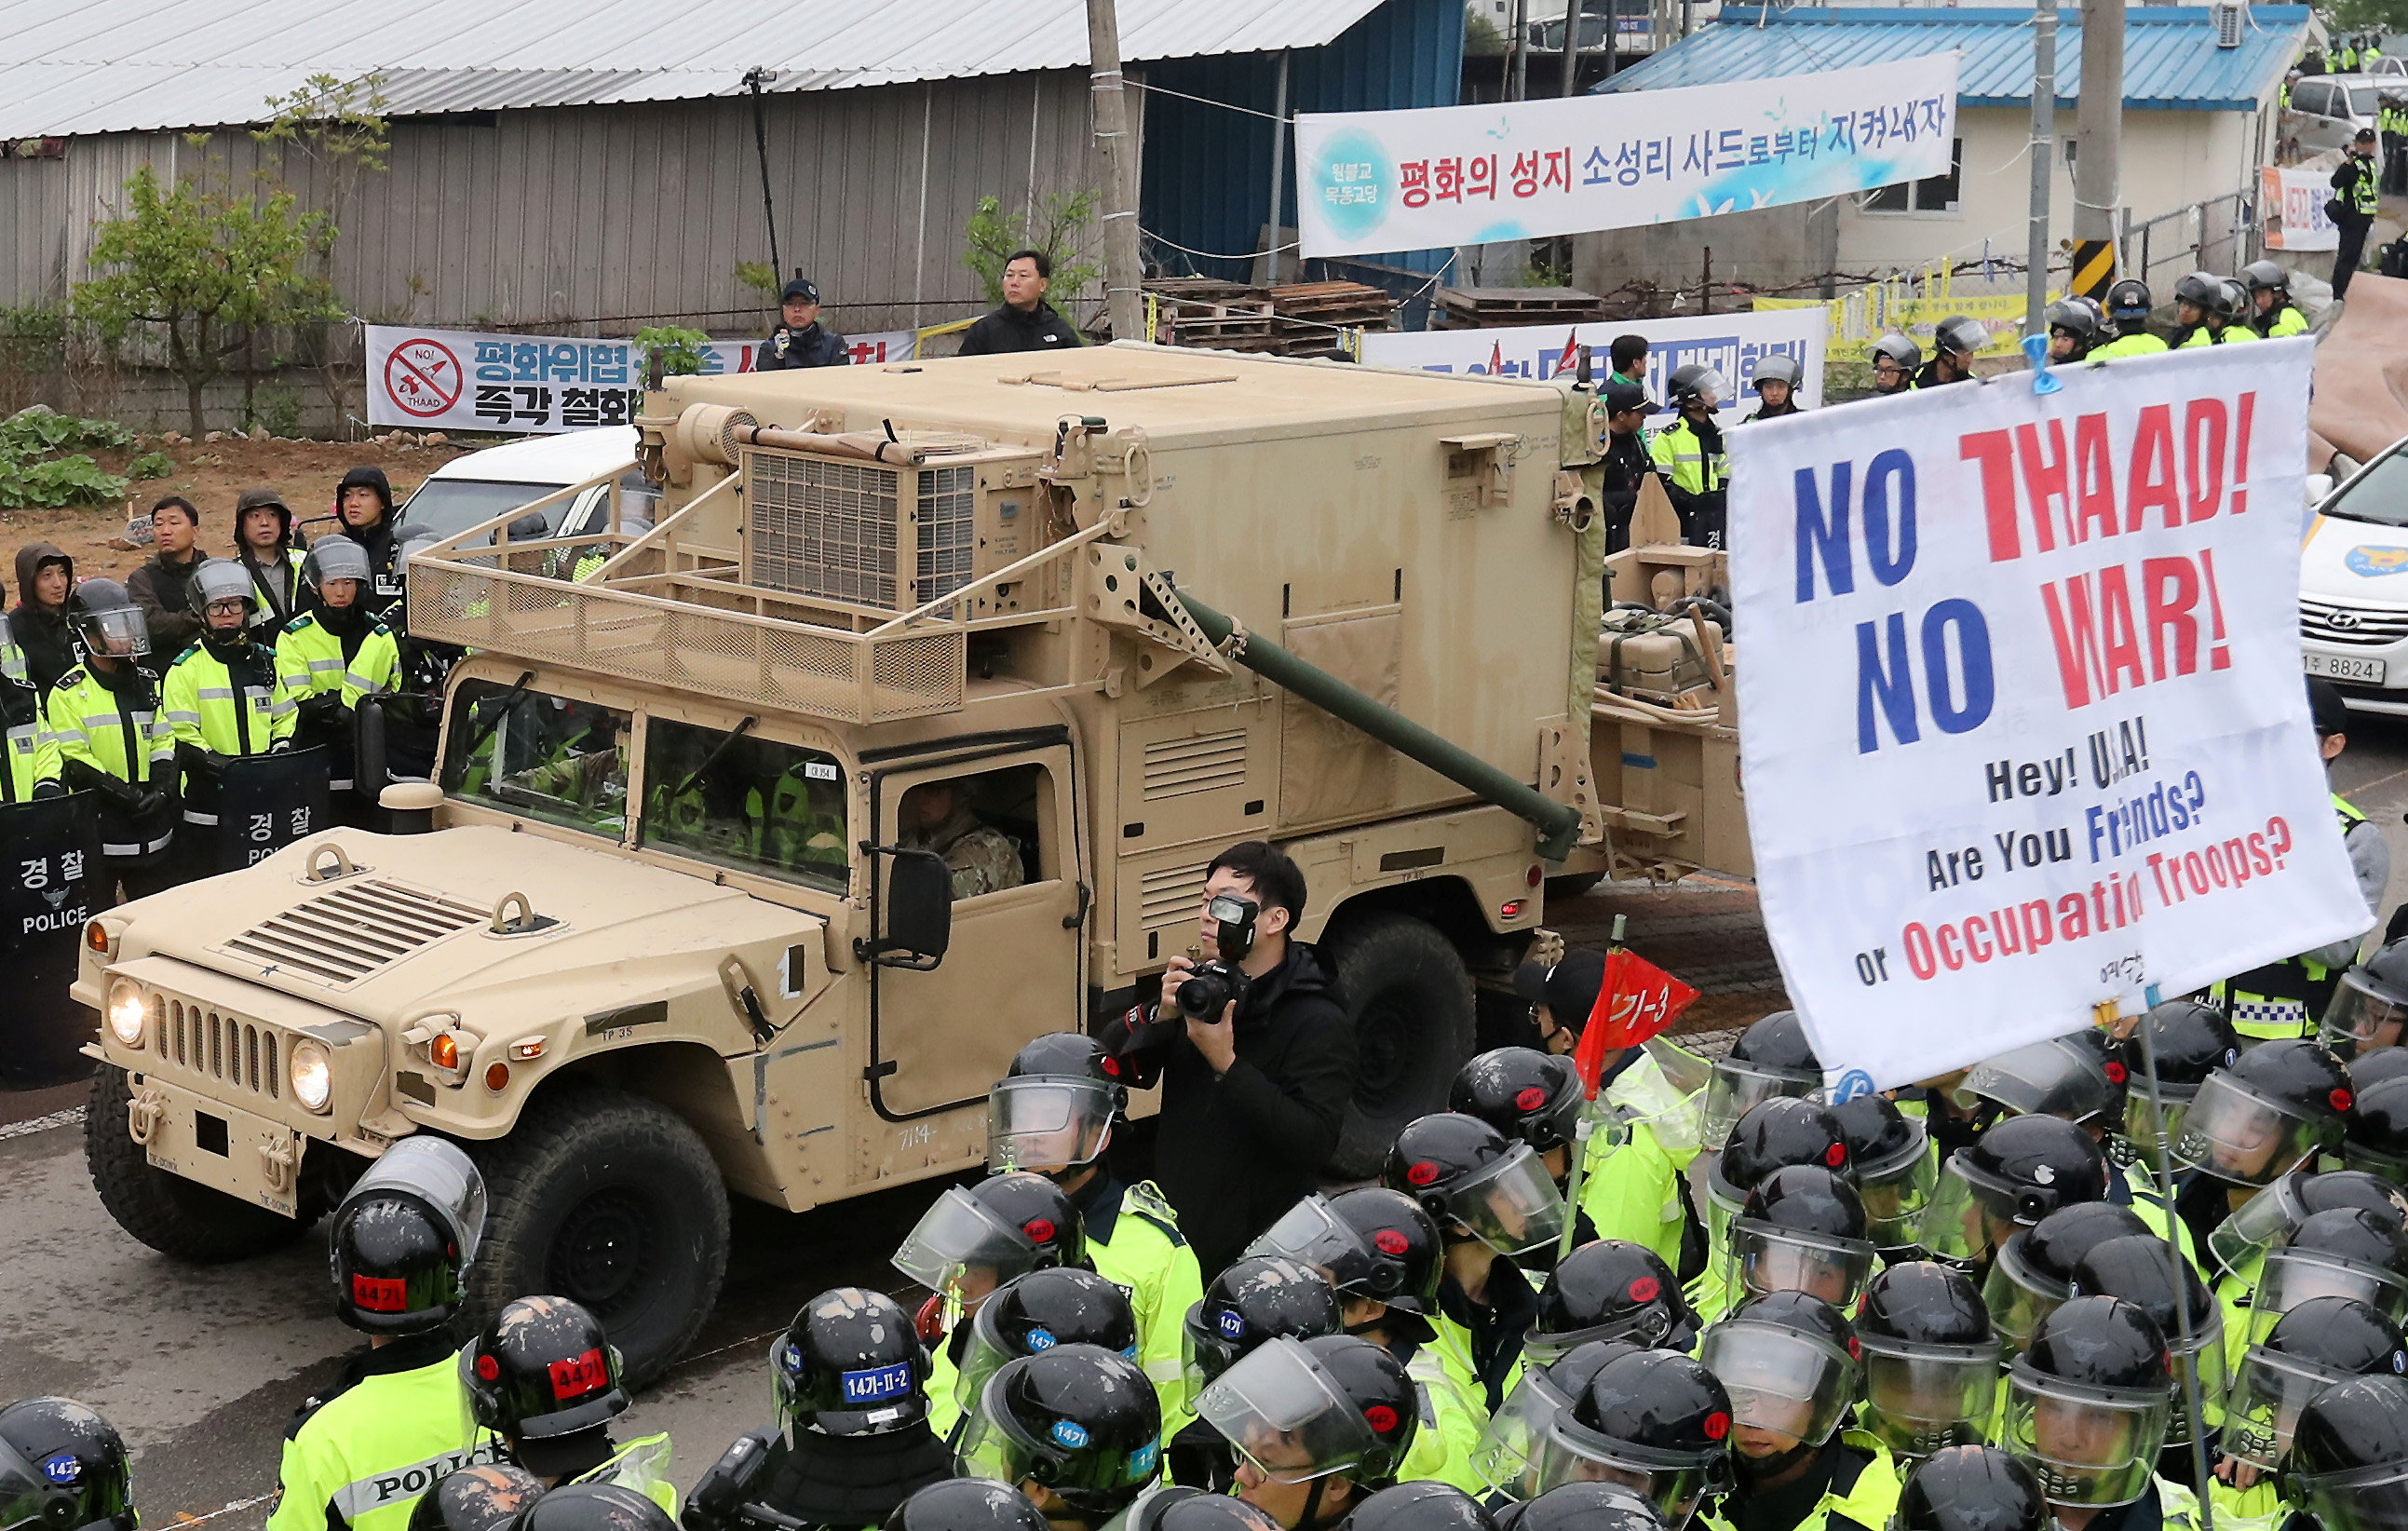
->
2071;239;2117;302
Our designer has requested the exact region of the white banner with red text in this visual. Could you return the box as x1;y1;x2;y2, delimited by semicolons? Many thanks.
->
1725;340;2365;1095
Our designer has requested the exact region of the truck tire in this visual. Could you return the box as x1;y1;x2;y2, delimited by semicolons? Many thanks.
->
1543;872;1607;901
467;1083;729;1388
86;1065;310;1261
1324;913;1477;1179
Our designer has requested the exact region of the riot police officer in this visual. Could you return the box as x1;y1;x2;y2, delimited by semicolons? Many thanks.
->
270;1138;490;1531
2285;1372;2408;1531
1982;1203;2154;1358
276;535;401;814
1914;318;1989;386
1332;1483;1493;1531
0;1396;136;1531
1742;355;1806;421
163;557;297;871
1870;335;1922;396
2044;299;2103;362
1646;365;1729;549
2170;271;2251;347
2214;1295;2407;1523
1447;1049;1604;1248
460;1296;675;1511
2173;1039;2354;1249
1826;1092;1932;1256
989;1034;1206;1430
1489;1483;1657;1531
1523;1240;1697;1367
2347;1075;2408;1184
2323;939;2408;1062
1853;1263;2001;1463
897;1171;1090;1420
885;1481;1053;1531
1916;1114;2109;1274
1698;1292;1902;1531
1526;1348;1731;1528
2000;1297;2189;1525
1890;1445;2049;1531
1197;1335;1418;1531
1170;1255;1342;1488
44;581;177;898
2121;1002;2240;1170
1717;1166;1876;1322
683;1286;952;1531
2241;261;2310;337
1702;1013;1823;1151
941;1268;1142;1440
1696;1098;1852;1319
2063;1237;2224;1456
1475;1339;1641;1501
955;1345;1163;1531
2090;281;2168;359
407;1466;546;1531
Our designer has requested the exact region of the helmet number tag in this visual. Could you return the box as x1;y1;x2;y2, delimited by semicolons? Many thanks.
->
839;1362;915;1403
38;1455;80;1485
350;1273;410;1313
548;1347;612;1401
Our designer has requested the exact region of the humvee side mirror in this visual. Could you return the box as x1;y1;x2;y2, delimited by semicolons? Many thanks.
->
856;847;953;969
356;696;389;804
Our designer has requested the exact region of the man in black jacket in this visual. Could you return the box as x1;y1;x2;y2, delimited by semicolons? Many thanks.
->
2334;129;2383;304
1141;841;1357;1278
127;495;207;658
957;250;1084;357
757;278;850;371
1596;381;1656;555
333;466;407;622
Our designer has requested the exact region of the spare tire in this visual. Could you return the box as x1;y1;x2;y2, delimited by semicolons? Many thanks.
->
1323;913;1477;1179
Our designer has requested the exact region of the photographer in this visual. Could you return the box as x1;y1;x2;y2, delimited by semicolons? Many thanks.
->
1125;842;1358;1278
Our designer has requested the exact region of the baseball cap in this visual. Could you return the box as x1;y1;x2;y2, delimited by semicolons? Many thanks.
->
2309;676;2351;737
2357;127;2380;144
781;277;821;305
1515;948;1608;1028
1601;381;1657;418
234;487;288;514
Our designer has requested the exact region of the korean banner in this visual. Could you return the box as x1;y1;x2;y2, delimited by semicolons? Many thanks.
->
1294;55;1958;258
2262;166;2341;251
1726;341;2366;1094
367;325;920;434
1362;307;1825;427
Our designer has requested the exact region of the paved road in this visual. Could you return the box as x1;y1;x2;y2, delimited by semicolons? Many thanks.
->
7;712;2404;1526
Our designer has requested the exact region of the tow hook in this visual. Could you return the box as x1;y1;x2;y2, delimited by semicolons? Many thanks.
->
258;1134;297;1195
126;1085;166;1146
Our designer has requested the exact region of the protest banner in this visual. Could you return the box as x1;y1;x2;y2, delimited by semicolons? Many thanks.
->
1361;307;1826;425
367;325;919;433
1294;55;1957;258
1725;340;2365;1094
2262;165;2341;251
1754;290;2058;363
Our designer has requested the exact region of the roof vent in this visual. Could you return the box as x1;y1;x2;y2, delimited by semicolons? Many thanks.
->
2212;1;2243;48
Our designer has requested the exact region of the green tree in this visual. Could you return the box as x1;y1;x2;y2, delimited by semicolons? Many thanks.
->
2323;0;2408;39
74;163;339;438
635;325;711;379
963;191;1103;312
253;74;390;430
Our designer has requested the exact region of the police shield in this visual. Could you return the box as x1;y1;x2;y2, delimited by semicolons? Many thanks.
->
208;747;332;874
0;793;106;1086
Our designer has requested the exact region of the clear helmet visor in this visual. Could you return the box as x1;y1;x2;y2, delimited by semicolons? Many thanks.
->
2122;1090;2195;1174
2349;1142;2408;1188
1962;1036;2117;1123
1856;1335;2001;1461
954;1382;1157;1501
2209;1174;2310;1278
2250;1248;2408;1343
1729;1221;1876;1307
74;605;150;658
1196;1336;1383;1484
1530;1420;1718;1525
2222;1347;2355;1470
1473;1370;1576;1498
0;1430;104;1531
890;1186;1039;1303
1982;1242;2068;1356
2174;1072;2333;1186
2323;969;2408;1057
986;1077;1116;1172
1698;1322;1856;1456
1702;1058;1818;1147
1446;1144;1569;1258
2001;1366;2171;1507
1914;1156;2033;1265
1858;1139;1940;1249
2164;1325;2226;1447
337;1136;487;1267
2296;1455;2408;1531
1243;1195;1377;1294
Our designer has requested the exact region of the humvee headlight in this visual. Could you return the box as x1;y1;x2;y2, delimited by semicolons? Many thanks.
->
429;1033;459;1072
104;979;148;1048
290;1040;333;1114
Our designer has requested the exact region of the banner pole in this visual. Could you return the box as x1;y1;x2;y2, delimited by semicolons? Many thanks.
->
1555;912;1629;1267
2131;982;2219;1530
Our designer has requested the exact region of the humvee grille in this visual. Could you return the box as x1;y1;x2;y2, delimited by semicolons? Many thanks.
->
916;465;978;603
219;879;487;985
156;998;279;1101
750;455;900;607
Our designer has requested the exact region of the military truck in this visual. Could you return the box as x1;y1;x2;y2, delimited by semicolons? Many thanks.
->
74;343;1735;1382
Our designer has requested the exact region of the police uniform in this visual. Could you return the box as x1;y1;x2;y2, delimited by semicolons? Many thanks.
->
900;801;1024;900
163;633;296;845
1647;416;1730;549
1698;1429;1902;1531
2176;324;2260;348
1579;1048;1706;1279
276;611;401;794
2212;794;2380;1038
1394;1342;1487;1495
268;1333;493;1531
2255;301;2311;338
2091;332;2171;359
1432;1253;1538;1414
0;633;60;800
2106;1157;2202;1270
1073;1174;1208;1437
44;661;178;875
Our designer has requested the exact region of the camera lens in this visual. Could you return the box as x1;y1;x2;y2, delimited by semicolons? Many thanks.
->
1176;965;1236;1021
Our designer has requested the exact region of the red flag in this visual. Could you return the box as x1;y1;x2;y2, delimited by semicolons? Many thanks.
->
1574;949;1701;1099
1488;339;1505;376
1556;331;1580;378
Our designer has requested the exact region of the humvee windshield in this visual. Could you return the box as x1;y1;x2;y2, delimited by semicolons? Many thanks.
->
444;680;632;837
643;717;849;892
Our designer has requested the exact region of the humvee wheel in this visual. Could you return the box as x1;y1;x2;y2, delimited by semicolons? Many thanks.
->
1324;913;1477;1179
468;1083;729;1388
87;1065;311;1261
1543;872;1606;901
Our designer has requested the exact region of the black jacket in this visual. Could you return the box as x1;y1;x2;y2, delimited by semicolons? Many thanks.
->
1149;942;1357;1278
956;302;1083;357
336;466;406;622
8;541;75;693
757;323;850;371
2334;155;2379;223
127;548;205;659
753;1423;952;1529
1597;431;1653;555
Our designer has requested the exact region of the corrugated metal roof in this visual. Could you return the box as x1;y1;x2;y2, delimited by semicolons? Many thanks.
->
1599;6;2309;111
0;0;1402;137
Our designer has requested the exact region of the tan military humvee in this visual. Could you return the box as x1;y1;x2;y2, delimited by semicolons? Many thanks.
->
74;343;1742;1380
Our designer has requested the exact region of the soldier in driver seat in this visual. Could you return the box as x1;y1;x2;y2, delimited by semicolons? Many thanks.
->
900;779;1025;900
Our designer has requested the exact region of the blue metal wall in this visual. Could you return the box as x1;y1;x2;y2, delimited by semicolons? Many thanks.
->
1140;0;1465;280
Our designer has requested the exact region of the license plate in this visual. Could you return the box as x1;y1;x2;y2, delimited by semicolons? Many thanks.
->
2307;653;2386;684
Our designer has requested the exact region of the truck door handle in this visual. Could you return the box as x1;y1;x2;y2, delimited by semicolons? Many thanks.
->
1063;881;1091;930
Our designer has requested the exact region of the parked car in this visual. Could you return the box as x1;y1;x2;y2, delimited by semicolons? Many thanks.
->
2302;435;2408;714
394;426;653;545
2292;75;2386;155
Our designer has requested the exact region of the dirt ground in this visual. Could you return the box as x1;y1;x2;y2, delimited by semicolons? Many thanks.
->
0;436;470;587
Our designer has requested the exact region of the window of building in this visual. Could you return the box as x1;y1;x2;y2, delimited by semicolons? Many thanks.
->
641;718;850;891
444;681;633;838
1860;139;1964;215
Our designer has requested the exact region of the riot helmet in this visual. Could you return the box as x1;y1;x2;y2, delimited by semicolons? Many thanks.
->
2063;1236;2222;1445
1728;1165;1876;1310
1134;1494;1281;1531
1701;1012;1822;1149
1247;1188;1442;1315
2224;1296;2408;1472
2360;1049;2408;1091
771;1286;932;1438
1529;1348;1733;1526
1933;317;1990;362
2242;259;2291;295
2174;1038;2353;1186
1664;365;1725;412
1959;1030;2126;1129
1853;1261;2002;1461
1184;1256;1342;1398
2289;1374;2408;1531
2105;279;2153;326
956;1346;1161;1518
305;535;374;592
1451;1050;1591;1159
2251;1209;2408;1342
959;1268;1138;1423
1476;1341;1644;1500
460;1295;629;1477
1697;1293;1861;1476
407;1466;546;1531
1490;1483;1662;1531
2326;941;2408;1060
2211;1167;2408;1279
883;1480;1052;1531
2216;278;2252;324
191;558;256;629
1383;1115;1567;1260
1829;1092;1934;1251
502;1484;672;1531
1524;1240;1696;1367
1333;1484;1494;1531
1917;1115;2108;1266
2123;1001;2241;1168
989;1034;1126;1173
0;1399;134;1531
1871;334;1923;390
2173;270;2226;319
2000;1296;2171;1508
1891;1446;2050;1531
1706;1096;1850;1246
329;1136;486;1335
1750;354;1804;392
65;579;149;659
2350;1077;2408;1186
892;1172;1086;1307
1195;1335;1418;1494
2044;300;2101;359
1982;1203;2152;1356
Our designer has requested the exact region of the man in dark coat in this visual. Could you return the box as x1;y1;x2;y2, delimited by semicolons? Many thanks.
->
956;250;1084;356
756;278;850;371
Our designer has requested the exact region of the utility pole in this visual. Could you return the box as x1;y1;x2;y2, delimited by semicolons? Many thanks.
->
1510;0;1531;100
2071;0;2126;301
1085;0;1143;341
1265;50;1292;284
2026;0;2058;335
1559;0;1584;96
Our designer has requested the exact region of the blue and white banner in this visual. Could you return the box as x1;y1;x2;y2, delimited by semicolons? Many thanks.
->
1293;54;1959;258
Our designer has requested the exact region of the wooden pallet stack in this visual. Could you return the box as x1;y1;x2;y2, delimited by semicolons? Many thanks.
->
1148;278;1398;356
1434;286;1610;330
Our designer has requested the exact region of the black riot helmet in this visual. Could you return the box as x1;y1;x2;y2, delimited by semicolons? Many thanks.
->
1451;1049;1588;1157
2125;1001;2241;1170
1917;1115;2107;1266
1195;1335;1418;1493
959;1268;1138;1424
2173;270;2227;318
1961;1030;2128;1129
1492;1483;1664;1531
1383;1113;1567;1261
1183;1255;1342;1397
990;1034;1127;1173
2105;279;2153;325
2349;1077;2408;1186
1474;1339;1645;1501
502;1484;673;1531
1137;1494;1282;1531
1933;316;1990;361
1702;1012;1822;1147
2044;300;2101;359
1829;1092;1936;1252
1698;1293;1863;1474
459;1295;630;1475
1984;1204;2154;1356
2364;1050;2408;1091
1708;1097;1850;1227
63;578;149;660
956;1346;1162;1517
1534;1349;1733;1524
772;1286;932;1437
1525;1240;1697;1365
891;1172;1088;1304
1731;1165;1875;1307
2064;1236;2224;1445
1248;1188;1443;1315
2289;1374;2408;1531
2212;1169;2408;1280
0;1399;134;1531
2242;259;2291;296
408;1466;547;1531
883;1480;1052;1531
1891;1445;2050;1531
1665;364;1725;412
2175;1039;2354;1187
1334;1484;1495;1531
2252;1210;2408;1339
2325;940;2408;1060
2224;1296;2408;1472
1853;1262;2001;1461
2004;1297;2172;1508
329;1136;487;1335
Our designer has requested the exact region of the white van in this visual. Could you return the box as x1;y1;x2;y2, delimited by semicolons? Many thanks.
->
393;427;655;543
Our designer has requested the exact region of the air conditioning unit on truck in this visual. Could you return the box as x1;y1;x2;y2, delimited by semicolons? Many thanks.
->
74;343;1746;1383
